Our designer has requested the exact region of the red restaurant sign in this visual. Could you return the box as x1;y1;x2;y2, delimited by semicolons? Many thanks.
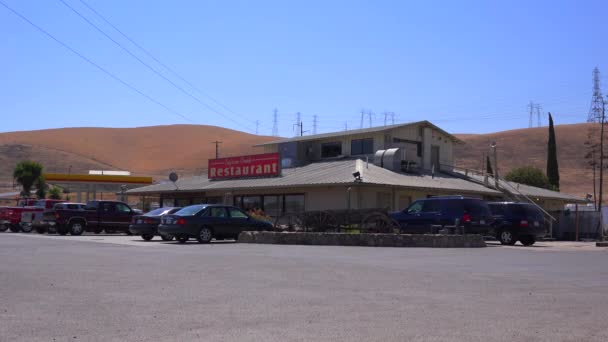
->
208;153;280;180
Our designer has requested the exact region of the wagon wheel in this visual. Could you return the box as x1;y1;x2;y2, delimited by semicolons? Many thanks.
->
273;213;305;232
361;212;399;234
314;211;340;233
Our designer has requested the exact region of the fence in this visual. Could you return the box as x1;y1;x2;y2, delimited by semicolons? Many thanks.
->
551;210;604;240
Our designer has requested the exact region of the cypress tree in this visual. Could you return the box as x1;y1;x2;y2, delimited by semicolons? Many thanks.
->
486;155;493;176
547;113;560;190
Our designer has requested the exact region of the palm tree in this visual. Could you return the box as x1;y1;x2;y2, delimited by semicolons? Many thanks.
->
13;161;44;197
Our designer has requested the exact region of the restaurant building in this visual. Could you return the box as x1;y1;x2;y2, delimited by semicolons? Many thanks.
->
127;121;584;214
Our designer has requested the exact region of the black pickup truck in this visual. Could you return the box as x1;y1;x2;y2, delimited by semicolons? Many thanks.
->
43;200;139;235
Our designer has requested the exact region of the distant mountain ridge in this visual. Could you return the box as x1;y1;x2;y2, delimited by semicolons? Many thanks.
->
0;123;595;198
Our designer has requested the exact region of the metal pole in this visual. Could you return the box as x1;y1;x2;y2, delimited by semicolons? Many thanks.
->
599;99;605;241
491;142;499;189
575;203;579;242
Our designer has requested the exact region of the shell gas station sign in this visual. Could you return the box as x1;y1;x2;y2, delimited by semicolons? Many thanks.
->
208;153;281;180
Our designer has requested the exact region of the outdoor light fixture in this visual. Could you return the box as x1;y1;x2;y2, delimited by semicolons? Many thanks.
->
352;171;362;182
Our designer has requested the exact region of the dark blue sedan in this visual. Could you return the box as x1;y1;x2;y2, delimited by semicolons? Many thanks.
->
157;204;273;244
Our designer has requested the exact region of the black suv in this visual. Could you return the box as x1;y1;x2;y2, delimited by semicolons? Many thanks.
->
157;204;273;243
487;202;546;246
389;196;494;234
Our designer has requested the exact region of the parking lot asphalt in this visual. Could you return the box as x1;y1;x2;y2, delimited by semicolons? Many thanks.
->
1;233;608;342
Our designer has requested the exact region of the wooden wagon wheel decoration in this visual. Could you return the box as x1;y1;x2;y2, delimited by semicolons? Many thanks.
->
273;213;305;232
361;212;399;234
315;211;340;232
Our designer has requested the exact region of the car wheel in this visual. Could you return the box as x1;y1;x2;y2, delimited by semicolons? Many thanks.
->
499;229;516;245
21;225;33;233
9;225;21;233
176;235;188;244
141;234;154;241
520;236;536;246
0;224;8;232
69;221;85;236
160;234;174;241
197;227;213;244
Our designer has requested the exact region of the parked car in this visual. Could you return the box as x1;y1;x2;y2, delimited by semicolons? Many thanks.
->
0;199;61;232
43;200;138;235
389;196;494;234
19;199;69;233
157;204;273;244
129;207;182;241
28;203;86;234
487;202;546;246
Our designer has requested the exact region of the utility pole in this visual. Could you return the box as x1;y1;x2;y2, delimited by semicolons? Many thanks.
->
360;110;365;129
491;142;499;189
368;110;373;128
344;122;348;131
313;115;318;135
598;97;605;241
272;108;279;136
211;141;222;159
255;120;260;135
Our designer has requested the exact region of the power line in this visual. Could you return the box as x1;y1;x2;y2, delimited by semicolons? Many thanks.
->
0;0;195;123
57;0;253;132
76;0;246;122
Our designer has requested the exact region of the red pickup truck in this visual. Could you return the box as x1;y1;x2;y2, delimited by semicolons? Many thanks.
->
19;199;70;233
44;200;139;235
0;198;58;232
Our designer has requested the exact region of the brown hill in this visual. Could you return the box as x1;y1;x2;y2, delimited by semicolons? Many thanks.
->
454;123;596;198
0;125;275;192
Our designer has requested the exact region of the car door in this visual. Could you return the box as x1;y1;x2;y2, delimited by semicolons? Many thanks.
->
114;203;135;230
417;200;443;233
394;200;425;233
226;207;252;236
98;202;116;230
205;207;230;237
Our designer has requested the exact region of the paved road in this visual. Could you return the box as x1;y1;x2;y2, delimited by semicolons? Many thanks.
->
1;233;607;342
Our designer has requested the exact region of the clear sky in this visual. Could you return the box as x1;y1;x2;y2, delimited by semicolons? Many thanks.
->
1;0;607;136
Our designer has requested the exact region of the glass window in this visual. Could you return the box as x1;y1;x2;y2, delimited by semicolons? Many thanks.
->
209;207;227;218
406;201;423;214
229;208;248;219
116;203;132;213
102;202;115;213
206;197;223;204
175;205;206;216
242;196;262;211
162;199;176;207
488;204;504;216
263;195;282;217
321;142;342;158
284;194;305;213
176;199;191;207
145;208;170;216
422;200;441;213
234;196;242;208
351;138;374;155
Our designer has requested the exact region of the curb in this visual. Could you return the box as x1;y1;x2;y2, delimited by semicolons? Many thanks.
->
596;242;608;247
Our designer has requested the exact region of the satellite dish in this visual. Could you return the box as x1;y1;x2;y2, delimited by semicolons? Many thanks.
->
169;172;179;182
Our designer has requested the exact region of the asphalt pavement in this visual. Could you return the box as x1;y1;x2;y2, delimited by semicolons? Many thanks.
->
1;233;607;342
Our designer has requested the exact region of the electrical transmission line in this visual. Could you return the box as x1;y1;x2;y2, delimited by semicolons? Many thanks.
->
76;0;246;122
57;0;253;132
0;0;195;123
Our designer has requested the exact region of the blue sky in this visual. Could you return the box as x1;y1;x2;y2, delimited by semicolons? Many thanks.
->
1;0;607;135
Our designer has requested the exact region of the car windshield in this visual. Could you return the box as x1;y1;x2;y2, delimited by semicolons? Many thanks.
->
174;205;206;216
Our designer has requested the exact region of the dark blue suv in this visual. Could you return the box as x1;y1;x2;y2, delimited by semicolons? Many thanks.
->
390;196;494;234
487;202;546;246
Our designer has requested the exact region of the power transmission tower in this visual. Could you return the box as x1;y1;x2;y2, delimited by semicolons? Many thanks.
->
536;104;543;127
211;141;222;159
360;110;365;129
313;115;318;135
294;112;306;136
528;101;535;128
344;122;348;131
272;108;278;136
255;120;260;134
588;67;603;122
383;112;395;126
367;110;373;128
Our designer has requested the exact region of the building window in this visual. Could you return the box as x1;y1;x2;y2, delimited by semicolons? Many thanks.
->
263;195;282;217
321;142;342;158
284;194;305;213
351;138;374;155
242;196;262;211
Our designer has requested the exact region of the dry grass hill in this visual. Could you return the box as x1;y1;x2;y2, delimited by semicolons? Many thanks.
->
0;123;597;198
454;122;596;198
0;125;275;192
